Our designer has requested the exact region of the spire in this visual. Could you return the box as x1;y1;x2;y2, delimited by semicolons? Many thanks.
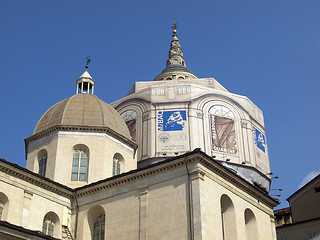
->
76;57;95;94
166;18;187;68
154;20;198;81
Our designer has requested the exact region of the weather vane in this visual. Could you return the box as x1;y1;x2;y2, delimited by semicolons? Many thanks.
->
85;56;91;69
172;18;177;30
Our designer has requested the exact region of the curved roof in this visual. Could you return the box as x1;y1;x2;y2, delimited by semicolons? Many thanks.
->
34;94;130;138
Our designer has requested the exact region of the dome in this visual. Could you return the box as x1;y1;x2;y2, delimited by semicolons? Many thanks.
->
34;94;131;138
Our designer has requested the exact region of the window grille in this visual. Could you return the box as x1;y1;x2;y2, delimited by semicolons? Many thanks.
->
71;149;88;181
209;105;234;118
112;156;121;176
38;153;47;177
42;217;54;237
93;214;105;240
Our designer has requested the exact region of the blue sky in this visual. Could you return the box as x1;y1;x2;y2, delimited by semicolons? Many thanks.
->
1;1;319;209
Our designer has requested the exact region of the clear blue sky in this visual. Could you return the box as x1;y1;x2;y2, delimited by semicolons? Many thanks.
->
1;1;319;209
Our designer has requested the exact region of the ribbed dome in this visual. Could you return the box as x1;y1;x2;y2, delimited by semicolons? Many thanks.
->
34;94;130;138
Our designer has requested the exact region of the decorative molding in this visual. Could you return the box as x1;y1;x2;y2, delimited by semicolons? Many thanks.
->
23;190;33;199
74;152;277;212
139;185;149;195
190;169;205;181
75;161;186;197
24;125;138;157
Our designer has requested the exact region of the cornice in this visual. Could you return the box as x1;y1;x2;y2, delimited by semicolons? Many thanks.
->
24;125;138;157
0;150;277;210
0;159;73;198
196;155;278;209
73;150;278;210
75;159;186;197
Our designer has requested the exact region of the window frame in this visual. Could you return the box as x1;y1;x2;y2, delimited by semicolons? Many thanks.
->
71;148;88;181
112;155;121;176
93;214;105;240
38;152;47;177
42;216;55;237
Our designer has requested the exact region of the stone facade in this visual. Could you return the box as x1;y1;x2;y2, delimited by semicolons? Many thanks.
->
0;150;278;239
0;25;279;240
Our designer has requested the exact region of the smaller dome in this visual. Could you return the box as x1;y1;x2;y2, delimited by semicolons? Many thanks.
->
34;94;130;139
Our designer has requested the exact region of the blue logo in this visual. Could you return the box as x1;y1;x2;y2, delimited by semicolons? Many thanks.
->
253;126;266;153
158;110;187;131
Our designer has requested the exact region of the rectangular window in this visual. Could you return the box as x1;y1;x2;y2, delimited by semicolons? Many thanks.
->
93;221;105;240
112;161;116;176
71;173;78;181
178;87;194;95
79;157;87;181
38;154;47;177
42;222;48;234
71;155;79;181
48;224;54;237
150;88;165;95
117;162;120;175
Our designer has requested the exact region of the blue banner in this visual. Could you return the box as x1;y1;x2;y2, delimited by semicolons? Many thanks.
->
158;110;186;131
253;126;266;153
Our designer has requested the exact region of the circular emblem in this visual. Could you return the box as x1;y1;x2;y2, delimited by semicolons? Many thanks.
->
159;133;170;143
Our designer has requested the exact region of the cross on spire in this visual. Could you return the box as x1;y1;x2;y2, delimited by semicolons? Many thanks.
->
172;18;177;30
85;56;91;69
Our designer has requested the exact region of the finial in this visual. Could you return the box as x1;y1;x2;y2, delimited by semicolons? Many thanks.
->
85;56;91;69
172;18;177;34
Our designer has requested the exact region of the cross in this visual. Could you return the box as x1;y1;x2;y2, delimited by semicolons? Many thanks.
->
172;18;177;30
85;56;91;69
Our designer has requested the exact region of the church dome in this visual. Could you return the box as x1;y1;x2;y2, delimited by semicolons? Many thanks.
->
34;93;130;138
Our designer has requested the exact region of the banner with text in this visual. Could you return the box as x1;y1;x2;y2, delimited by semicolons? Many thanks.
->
210;115;237;154
157;110;188;153
253;125;269;171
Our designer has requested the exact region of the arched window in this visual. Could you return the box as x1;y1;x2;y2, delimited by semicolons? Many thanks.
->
93;214;105;240
210;105;235;118
42;212;60;238
71;147;88;181
221;194;237;240
112;154;123;176
121;110;137;142
0;192;9;221
88;205;105;240
38;150;47;177
244;208;258;240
